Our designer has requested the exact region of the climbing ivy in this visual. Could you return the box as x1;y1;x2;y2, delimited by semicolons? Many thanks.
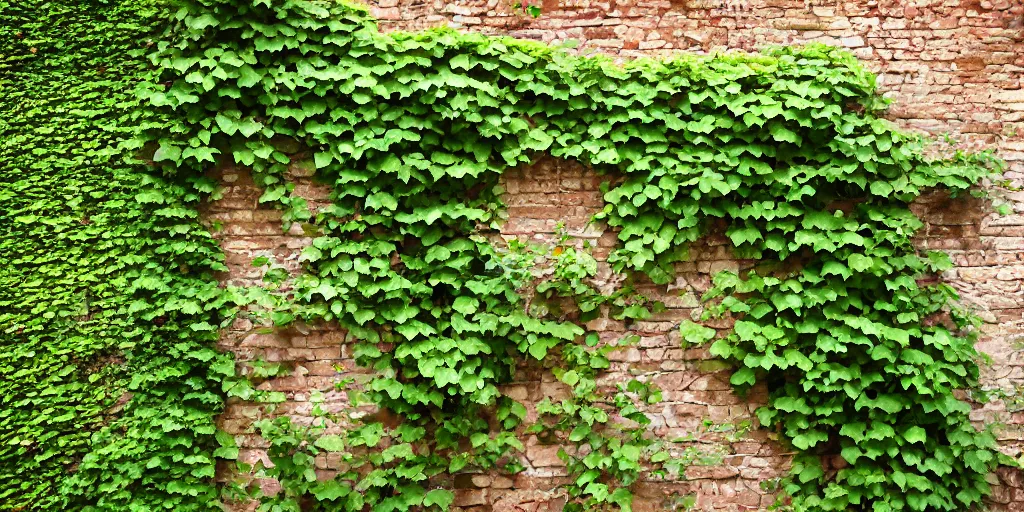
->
2;0;1008;510
142;0;1007;510
0;0;237;510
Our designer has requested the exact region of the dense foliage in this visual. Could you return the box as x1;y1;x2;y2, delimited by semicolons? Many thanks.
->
143;0;1006;511
1;0;1007;511
0;0;236;510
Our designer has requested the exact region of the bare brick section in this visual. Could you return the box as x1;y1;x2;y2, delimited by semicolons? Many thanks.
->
209;1;1024;509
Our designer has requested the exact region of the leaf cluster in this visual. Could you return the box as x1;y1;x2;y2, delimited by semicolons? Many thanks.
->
1;0;239;510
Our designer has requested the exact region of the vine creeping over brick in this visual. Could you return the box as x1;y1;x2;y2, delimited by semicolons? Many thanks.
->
144;0;1007;510
0;0;1008;510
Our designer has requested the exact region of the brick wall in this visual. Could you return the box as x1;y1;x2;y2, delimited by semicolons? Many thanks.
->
210;1;1024;510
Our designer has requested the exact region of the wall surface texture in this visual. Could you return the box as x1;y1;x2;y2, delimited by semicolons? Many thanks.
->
210;1;1024;510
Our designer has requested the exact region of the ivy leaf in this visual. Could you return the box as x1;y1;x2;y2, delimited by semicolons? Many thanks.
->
771;293;803;312
730;367;755;386
312;480;351;501
797;461;824;483
904;426;927;444
873;395;904;414
313;435;346;452
452;296;479;315
237;65;262;87
569;424;591;442
848;254;873;272
314;151;334;168
423;489;454;509
153;142;182;162
870;181;894;197
680;321;716;345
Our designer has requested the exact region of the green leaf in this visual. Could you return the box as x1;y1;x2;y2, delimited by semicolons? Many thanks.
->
312;480;351;501
314;435;346;452
730;367;756;386
423;489;454;509
452;296;479;315
680;320;716;345
315;151;334;168
771;293;803;312
237;65;262;87
153;142;182;162
904;426;927;444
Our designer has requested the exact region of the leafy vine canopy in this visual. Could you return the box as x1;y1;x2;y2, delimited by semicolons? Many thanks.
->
147;0;1008;508
2;0;236;510
2;0;1010;509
